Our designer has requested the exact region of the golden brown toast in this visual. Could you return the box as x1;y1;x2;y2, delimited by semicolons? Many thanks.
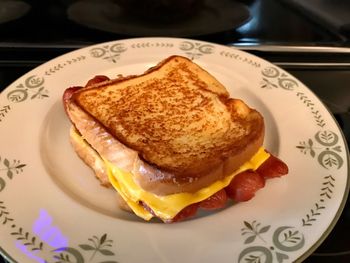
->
71;55;264;180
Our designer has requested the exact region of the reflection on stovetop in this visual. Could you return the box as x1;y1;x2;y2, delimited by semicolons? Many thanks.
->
335;112;350;144
0;0;348;50
0;0;30;25
66;0;251;37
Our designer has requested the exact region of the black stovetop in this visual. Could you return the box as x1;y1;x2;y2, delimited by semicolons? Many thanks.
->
1;0;350;262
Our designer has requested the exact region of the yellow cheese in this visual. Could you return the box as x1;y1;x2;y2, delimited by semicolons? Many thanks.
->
108;173;154;220
105;147;270;221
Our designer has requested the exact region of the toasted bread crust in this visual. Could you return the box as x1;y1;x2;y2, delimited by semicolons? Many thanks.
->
72;56;263;177
133;124;264;194
66;97;264;195
66;55;265;195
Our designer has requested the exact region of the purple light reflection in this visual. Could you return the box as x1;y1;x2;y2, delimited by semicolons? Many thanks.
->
15;241;46;263
15;209;69;262
32;209;68;248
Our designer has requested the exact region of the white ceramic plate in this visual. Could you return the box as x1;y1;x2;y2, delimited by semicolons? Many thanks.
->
0;38;348;263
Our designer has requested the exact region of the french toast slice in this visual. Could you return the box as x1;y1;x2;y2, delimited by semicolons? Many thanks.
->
73;56;264;176
71;56;264;180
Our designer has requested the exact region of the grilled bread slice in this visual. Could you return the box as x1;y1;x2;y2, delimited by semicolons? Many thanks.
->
66;55;264;195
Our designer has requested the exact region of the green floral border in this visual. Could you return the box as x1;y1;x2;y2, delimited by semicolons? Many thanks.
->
131;42;174;49
238;173;337;263
0;156;44;254
297;130;343;169
0;105;10;122
179;41;215;59
52;233;117;263
260;67;299;90
220;50;261;68
0;155;118;262
239;221;305;262
237;64;345;262
259;67;326;129
88;40;265;68
45;56;86;76
90;43;127;63
6;75;48;103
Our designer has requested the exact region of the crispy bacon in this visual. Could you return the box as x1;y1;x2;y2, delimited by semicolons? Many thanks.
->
62;86;82;114
166;154;288;222
85;75;110;87
169;203;199;223
225;170;265;202
199;189;228;210
256;154;289;179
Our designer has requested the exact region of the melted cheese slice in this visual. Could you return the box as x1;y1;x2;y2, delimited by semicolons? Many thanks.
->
105;147;270;221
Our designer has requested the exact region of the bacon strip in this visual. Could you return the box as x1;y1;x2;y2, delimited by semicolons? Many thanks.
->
225;170;265;202
256;154;289;179
165;153;289;222
199;189;228;210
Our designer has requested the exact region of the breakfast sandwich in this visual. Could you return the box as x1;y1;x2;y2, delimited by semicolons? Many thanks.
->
63;55;288;222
